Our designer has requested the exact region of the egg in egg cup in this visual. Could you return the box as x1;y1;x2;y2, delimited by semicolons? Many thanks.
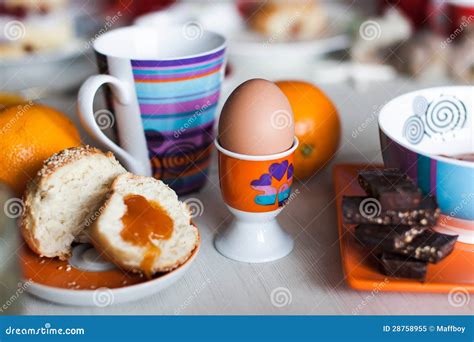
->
214;137;299;263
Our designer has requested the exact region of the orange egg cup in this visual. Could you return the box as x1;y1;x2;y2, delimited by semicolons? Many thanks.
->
217;139;297;213
214;138;298;263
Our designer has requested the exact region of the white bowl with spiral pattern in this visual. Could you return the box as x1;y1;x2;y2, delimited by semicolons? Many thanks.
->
378;86;474;243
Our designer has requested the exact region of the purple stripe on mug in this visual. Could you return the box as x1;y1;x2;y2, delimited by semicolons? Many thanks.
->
145;124;214;156
430;159;437;194
130;49;225;67
132;55;225;71
138;91;220;116
145;121;214;139
77;26;226;195
133;64;224;81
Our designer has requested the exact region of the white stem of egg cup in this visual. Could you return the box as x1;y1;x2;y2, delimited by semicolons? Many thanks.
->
214;138;298;263
216;206;294;263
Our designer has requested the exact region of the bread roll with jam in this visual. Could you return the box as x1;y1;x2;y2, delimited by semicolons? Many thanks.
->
89;173;199;277
21;145;126;259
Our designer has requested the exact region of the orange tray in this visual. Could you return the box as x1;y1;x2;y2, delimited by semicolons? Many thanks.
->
333;163;474;293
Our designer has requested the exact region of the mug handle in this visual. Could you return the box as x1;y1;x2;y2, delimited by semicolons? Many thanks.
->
77;74;144;174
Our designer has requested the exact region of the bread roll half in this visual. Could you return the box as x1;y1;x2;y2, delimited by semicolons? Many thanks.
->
89;173;199;277
21;145;126;259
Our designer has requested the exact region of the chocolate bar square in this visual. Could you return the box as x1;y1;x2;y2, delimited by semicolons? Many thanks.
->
343;196;439;226
357;169;422;210
355;224;428;250
356;225;458;263
377;253;428;281
396;230;458;263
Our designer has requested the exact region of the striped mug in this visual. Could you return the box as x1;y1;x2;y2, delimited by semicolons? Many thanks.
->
78;26;226;194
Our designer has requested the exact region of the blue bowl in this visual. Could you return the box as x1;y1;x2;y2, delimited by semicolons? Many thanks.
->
378;86;473;244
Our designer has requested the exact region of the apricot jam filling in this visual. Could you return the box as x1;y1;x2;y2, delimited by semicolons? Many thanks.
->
120;194;173;277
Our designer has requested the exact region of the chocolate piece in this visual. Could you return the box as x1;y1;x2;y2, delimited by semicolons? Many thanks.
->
357;225;458;263
358;169;422;209
396;230;458;263
355;224;428;251
377;253;428;281
343;195;439;226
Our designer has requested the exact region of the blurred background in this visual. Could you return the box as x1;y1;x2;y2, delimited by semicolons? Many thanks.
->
0;0;473;314
0;0;473;97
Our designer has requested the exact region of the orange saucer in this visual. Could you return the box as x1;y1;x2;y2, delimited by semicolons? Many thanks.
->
20;232;200;306
21;244;144;290
333;164;474;293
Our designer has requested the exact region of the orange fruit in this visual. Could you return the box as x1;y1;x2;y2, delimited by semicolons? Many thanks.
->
0;92;27;111
276;81;341;180
0;103;82;194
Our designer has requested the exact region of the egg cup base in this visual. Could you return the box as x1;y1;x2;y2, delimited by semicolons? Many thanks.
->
214;206;294;263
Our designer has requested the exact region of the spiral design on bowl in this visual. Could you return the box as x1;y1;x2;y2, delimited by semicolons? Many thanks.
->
412;95;429;116
403;115;425;144
424;96;466;136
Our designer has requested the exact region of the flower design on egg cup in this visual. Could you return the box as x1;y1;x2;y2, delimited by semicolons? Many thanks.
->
250;160;294;207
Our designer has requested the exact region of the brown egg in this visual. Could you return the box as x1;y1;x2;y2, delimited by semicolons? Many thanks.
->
218;79;294;155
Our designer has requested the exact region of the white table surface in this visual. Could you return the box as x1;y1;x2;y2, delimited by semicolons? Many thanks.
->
18;66;473;315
